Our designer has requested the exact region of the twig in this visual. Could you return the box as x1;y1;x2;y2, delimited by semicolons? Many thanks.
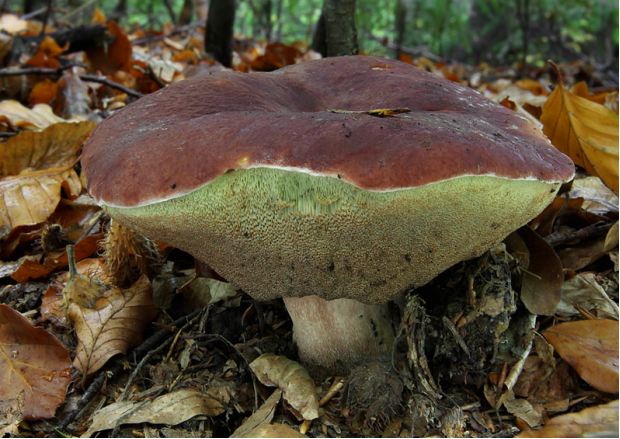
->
40;0;54;37
56;308;204;433
118;309;203;402
79;75;144;98
0;67;143;101
545;221;612;246
0;65;78;77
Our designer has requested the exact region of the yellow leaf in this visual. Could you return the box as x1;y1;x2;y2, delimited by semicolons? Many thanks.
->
541;61;619;194
0;100;64;130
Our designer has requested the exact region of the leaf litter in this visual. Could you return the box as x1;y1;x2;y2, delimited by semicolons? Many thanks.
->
0;6;618;438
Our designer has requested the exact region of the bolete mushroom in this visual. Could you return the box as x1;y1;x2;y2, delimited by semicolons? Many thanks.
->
82;56;574;376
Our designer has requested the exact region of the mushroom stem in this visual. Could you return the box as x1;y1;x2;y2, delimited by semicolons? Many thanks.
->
283;295;395;378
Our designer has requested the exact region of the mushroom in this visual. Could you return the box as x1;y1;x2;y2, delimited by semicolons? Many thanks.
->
82;56;574;376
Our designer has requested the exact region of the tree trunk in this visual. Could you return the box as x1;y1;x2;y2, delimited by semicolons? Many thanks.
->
310;8;327;57
177;0;194;25
324;0;358;57
394;0;406;60
205;0;236;68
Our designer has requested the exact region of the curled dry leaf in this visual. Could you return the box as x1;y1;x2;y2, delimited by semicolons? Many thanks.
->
541;62;619;194
543;319;619;394
517;226;564;316
0;100;65;130
69;274;157;377
0;121;96;229
0;304;71;420
517;399;619;438
84;387;230;436
250;353;319;420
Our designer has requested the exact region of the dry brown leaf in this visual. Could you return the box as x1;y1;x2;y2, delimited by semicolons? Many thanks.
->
10;233;104;283
518;226;564;316
517;399;619;438
0;304;71;420
84;388;230;436
240;423;308;438
250;353;319;420
541;62;619;194
543;319;619;394
69;274;157;376
28;78;58;106
0;122;96;229
555;273;619;319
0;100;64;130
503;390;543;428
231;389;282;438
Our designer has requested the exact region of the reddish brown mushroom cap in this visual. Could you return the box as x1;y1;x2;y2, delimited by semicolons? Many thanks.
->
82;56;573;208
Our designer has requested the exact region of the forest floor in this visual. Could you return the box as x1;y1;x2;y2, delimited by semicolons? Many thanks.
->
0;9;618;438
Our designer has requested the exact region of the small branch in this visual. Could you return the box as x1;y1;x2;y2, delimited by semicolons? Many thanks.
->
0;65;78;77
79;75;144;98
0;67;144;99
544;222;612;246
40;0;54;37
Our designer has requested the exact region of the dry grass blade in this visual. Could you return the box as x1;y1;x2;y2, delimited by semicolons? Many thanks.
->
541;61;619;194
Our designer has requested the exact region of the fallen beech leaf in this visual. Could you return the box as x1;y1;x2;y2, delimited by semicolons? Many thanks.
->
517;399;619;438
517;226;564;316
0;100;64;130
570;82;609;106
84;387;230;436
69;274;157;376
0;122;96;229
10;233;104;282
86;21;132;74
28;78;58;105
0;304;71;420
250;353;319;420
543;319;619;394
26;36;66;69
542;62;619;193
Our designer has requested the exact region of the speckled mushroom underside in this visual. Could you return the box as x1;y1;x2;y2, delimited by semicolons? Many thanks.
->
82;55;574;305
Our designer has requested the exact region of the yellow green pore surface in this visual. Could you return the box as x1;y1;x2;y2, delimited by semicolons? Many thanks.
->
106;167;560;304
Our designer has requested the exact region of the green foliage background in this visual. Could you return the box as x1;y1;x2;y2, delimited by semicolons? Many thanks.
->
15;0;619;66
